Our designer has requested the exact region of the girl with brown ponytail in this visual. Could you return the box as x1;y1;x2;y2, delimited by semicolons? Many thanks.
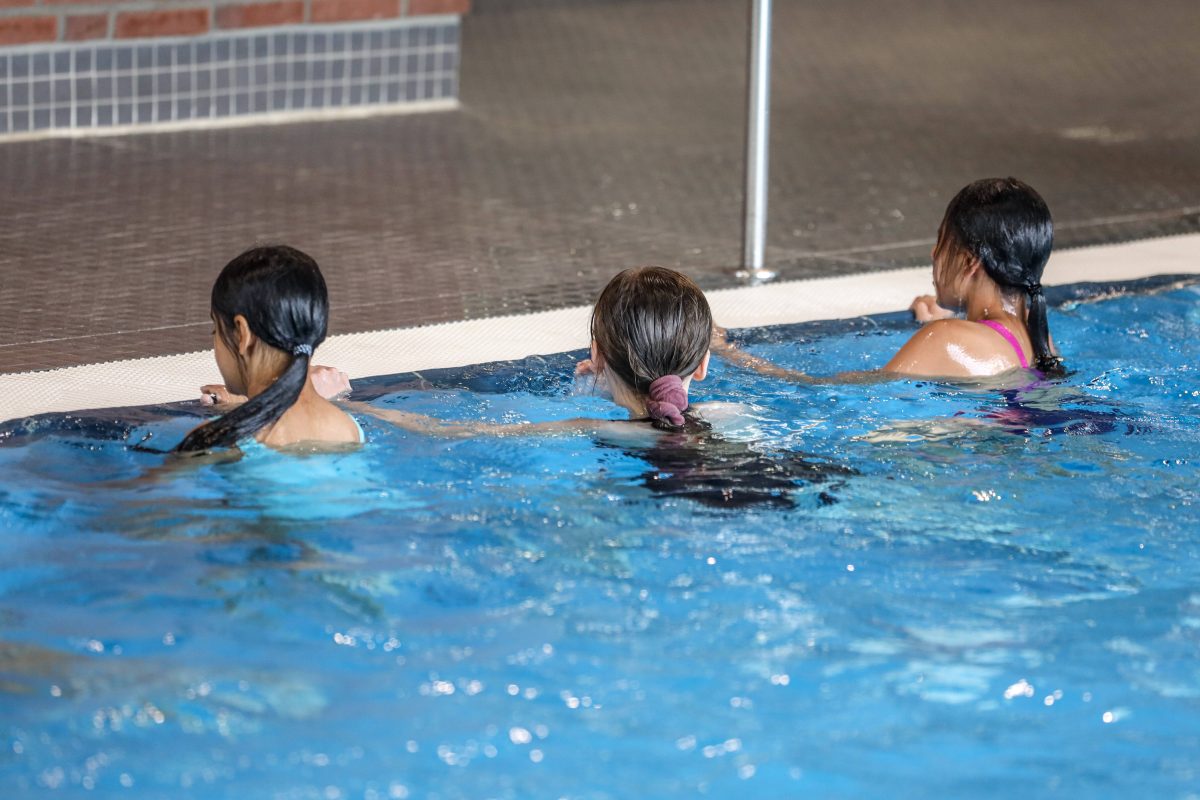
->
353;266;851;506
581;265;713;430
355;265;716;438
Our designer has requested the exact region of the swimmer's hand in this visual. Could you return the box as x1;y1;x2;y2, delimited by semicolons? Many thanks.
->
910;295;956;323
309;365;352;400
573;357;612;396
199;384;247;410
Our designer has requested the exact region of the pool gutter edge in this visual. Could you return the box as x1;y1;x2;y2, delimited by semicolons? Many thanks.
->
2;232;1199;423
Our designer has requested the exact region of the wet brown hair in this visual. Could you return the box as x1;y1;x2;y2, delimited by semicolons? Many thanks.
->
589;266;712;424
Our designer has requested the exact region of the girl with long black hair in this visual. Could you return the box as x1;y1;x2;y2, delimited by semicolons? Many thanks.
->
176;245;363;453
897;176;1062;376
715;177;1063;380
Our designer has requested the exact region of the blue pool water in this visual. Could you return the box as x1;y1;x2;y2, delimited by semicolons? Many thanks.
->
2;279;1199;798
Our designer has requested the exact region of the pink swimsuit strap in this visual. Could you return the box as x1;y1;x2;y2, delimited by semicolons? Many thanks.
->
976;319;1029;369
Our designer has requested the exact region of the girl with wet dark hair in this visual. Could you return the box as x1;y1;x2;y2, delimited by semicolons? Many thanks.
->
356;266;851;506
359;266;715;435
715;177;1063;380
900;176;1062;376
176;245;363;453
582;266;714;429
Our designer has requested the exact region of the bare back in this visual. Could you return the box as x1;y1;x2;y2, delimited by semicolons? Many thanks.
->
258;391;362;448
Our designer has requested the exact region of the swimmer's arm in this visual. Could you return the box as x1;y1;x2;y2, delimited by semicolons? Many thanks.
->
710;326;818;383
345;401;606;439
711;326;890;385
821;297;958;380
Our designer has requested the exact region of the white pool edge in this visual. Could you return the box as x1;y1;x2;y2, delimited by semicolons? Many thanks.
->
2;232;1199;423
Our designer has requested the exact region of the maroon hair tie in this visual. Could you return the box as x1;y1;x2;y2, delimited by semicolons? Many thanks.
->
646;374;688;427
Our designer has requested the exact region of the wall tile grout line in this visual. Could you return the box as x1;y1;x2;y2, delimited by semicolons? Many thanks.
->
0;17;460;136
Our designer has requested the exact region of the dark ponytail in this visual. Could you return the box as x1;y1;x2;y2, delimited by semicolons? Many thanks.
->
1024;284;1061;375
941;177;1063;376
176;246;329;452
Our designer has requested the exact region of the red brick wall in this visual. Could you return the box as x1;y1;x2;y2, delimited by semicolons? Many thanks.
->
0;0;469;45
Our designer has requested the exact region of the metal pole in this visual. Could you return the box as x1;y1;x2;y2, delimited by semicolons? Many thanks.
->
741;0;773;279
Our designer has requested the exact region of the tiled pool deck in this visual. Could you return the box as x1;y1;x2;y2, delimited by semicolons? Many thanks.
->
2;0;1198;374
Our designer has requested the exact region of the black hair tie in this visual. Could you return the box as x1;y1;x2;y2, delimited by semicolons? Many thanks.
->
292;343;313;356
1026;283;1043;296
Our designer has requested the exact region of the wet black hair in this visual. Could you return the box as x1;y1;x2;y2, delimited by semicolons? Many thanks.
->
939;177;1063;376
589;266;713;429
176;245;329;452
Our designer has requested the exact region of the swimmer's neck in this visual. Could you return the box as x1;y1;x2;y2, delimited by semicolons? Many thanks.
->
963;281;1025;324
607;373;696;420
242;362;286;398
243;369;327;438
244;376;279;400
609;379;647;418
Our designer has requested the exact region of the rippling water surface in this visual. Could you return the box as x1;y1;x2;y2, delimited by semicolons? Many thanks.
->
2;282;1199;798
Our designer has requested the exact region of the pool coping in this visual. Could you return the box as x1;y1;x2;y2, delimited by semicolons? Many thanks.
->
2;232;1199;423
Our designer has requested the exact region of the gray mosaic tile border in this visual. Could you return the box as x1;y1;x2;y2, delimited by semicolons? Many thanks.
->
0;19;459;135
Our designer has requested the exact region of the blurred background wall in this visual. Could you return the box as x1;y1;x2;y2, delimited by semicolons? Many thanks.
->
0;0;468;134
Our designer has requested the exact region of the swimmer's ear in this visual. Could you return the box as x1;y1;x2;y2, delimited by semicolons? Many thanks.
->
692;351;710;382
232;314;254;356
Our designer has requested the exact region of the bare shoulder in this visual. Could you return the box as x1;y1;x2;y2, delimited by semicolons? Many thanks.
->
891;319;978;356
327;402;364;443
304;396;362;443
265;398;363;447
885;319;1016;378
